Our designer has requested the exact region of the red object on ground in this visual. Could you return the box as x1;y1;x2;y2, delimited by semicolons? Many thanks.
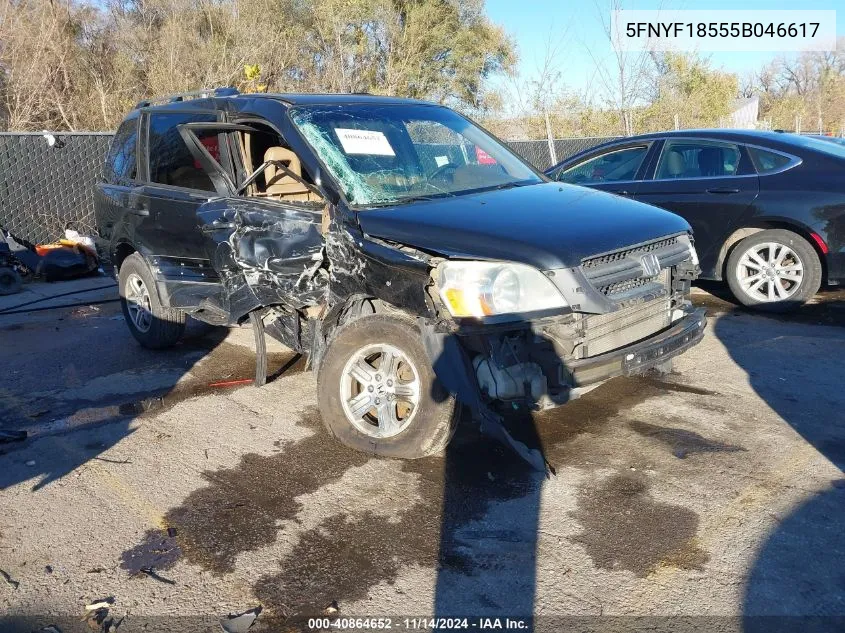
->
208;378;254;388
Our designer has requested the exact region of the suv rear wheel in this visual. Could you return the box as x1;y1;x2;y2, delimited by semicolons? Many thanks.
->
119;253;186;348
317;314;458;458
726;229;822;312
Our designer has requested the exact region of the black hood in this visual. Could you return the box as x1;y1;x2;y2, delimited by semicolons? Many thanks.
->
356;182;692;270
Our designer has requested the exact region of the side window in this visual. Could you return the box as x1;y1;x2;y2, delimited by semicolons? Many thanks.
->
147;112;217;191
558;146;648;184
104;118;138;183
746;146;794;174
655;140;742;179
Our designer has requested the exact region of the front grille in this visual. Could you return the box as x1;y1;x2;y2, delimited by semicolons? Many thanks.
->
580;235;689;302
598;276;651;296
582;236;679;270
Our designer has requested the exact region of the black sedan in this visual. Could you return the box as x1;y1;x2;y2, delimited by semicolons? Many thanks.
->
546;130;845;311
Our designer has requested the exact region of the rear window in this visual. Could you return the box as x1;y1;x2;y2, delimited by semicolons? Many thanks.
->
147;112;217;191
746;147;795;174
104;118;138;183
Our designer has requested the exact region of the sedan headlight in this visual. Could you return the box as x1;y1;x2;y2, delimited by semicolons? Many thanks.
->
436;261;568;319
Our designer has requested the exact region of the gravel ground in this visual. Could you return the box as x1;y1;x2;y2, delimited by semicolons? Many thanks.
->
0;286;843;633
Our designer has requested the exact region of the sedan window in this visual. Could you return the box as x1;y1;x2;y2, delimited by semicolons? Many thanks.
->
557;146;648;184
655;140;741;179
746;146;795;174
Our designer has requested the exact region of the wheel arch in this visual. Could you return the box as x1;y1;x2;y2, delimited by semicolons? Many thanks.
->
112;241;137;272
311;294;413;374
715;221;827;283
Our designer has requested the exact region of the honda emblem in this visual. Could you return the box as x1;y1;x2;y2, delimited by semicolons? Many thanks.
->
640;253;661;277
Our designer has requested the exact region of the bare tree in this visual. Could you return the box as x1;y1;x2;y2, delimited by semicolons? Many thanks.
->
585;0;655;136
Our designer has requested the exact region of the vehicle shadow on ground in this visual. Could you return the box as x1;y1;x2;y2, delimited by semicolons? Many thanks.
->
0;318;278;493
706;302;845;630
425;323;555;625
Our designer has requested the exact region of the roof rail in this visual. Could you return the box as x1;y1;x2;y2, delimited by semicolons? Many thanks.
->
135;87;240;109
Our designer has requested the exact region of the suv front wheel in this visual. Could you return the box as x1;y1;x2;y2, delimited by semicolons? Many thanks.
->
317;314;458;458
119;253;186;348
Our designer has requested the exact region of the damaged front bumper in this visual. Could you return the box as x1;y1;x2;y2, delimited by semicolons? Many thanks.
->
564;308;707;386
425;305;708;414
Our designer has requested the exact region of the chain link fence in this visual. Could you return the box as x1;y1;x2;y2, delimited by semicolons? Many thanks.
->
0;132;615;247
508;137;620;171
0;133;112;245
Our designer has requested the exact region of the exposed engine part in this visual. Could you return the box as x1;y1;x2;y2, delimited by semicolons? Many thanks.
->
473;356;547;401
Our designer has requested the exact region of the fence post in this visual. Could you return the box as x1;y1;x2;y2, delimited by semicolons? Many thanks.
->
544;111;557;166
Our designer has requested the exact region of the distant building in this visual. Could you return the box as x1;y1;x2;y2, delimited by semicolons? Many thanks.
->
729;96;760;129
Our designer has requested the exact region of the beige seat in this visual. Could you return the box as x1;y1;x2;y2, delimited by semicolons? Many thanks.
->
662;150;687;178
263;146;314;199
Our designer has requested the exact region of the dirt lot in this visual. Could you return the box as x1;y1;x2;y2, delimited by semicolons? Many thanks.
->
1;284;844;632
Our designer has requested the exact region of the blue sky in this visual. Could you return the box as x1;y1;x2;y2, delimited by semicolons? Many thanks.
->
485;0;844;99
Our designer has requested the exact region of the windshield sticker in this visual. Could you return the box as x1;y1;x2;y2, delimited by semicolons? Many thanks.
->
434;155;449;168
334;128;396;156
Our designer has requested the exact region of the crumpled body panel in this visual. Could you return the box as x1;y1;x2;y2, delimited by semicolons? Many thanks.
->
196;199;327;322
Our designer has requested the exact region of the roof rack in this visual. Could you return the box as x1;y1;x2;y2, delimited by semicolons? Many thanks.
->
135;87;240;109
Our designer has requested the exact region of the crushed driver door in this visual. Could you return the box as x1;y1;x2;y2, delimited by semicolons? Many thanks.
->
179;122;328;323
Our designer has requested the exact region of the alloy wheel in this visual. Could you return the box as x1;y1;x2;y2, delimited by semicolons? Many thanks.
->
339;343;421;438
735;241;804;303
124;272;153;332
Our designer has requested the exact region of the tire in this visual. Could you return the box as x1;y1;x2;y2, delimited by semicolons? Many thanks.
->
119;253;186;348
317;313;458;459
726;229;822;312
0;267;22;295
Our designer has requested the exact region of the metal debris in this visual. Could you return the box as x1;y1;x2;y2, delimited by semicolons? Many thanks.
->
137;566;176;585
0;568;19;589
219;606;262;633
25;459;36;466
83;597;120;633
85;598;114;611
93;457;132;465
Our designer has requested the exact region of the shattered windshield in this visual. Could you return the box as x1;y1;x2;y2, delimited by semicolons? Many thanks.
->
289;104;542;206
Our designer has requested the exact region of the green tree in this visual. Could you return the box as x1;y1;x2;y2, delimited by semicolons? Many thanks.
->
643;52;737;131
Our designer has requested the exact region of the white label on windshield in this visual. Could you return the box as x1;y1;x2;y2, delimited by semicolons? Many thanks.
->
334;128;395;156
434;155;449;167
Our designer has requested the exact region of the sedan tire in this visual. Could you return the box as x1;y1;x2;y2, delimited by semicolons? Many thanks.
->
726;229;822;312
317;313;458;458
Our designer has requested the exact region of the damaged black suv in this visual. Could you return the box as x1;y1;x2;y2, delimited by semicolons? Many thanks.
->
95;88;706;462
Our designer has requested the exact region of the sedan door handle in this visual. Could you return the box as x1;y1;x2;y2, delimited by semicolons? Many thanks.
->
706;187;740;194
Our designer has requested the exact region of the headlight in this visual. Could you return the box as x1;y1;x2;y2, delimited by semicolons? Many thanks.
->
436;261;568;319
679;234;699;266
